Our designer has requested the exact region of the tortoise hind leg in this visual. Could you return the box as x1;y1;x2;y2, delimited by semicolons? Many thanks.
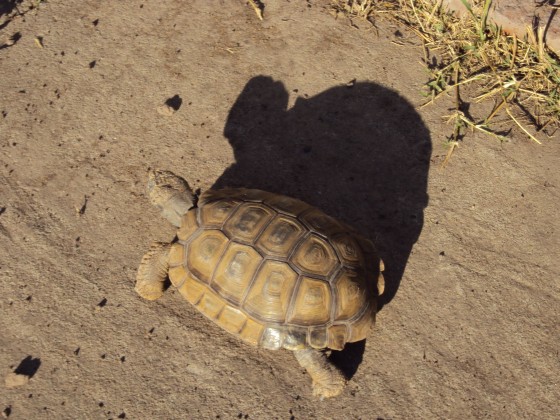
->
294;348;346;399
135;242;171;300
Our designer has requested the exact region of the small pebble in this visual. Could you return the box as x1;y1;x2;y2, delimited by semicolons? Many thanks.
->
5;373;29;388
156;104;176;116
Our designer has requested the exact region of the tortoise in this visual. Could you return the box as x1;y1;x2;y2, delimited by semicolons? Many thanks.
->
135;170;385;398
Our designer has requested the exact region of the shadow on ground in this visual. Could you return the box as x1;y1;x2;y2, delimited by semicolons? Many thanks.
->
213;76;431;378
0;0;22;31
14;355;41;378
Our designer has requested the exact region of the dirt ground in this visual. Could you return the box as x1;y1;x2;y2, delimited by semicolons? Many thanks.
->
1;1;559;419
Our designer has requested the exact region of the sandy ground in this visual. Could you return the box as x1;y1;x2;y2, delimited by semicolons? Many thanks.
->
1;1;559;419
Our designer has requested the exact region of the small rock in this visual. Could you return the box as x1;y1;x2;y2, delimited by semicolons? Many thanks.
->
96;298;107;309
5;373;29;388
156;104;176;116
157;94;183;116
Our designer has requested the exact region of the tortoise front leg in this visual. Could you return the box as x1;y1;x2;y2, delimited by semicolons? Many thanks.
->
135;242;171;300
294;348;346;399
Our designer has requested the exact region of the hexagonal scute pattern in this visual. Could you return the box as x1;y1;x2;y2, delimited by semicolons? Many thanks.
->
255;215;306;258
264;194;311;217
168;187;378;351
300;208;345;237
212;242;262;304
334;269;368;321
331;233;364;267
224;203;275;244
288;277;331;325
239;318;264;346
199;199;241;227
216;304;248;335
187;230;229;283
196;288;225;320
347;304;374;343
177;272;207;305
243;260;298;323
177;210;199;241
168;265;189;289
168;242;186;268
291;234;339;277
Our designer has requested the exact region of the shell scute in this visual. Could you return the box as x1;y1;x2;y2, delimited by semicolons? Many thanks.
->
196;288;225;320
212;242;262;304
264;194;310;217
168;243;186;268
300;208;345;237
177;210;199;241
288;277;331;326
239;318;264;345
291;234;339;278
224;203;275;244
176;273;206;305
217;305;248;334
347;304;374;343
334;269;368;320
332;233;364;266
187;230;228;283
261;327;285;350
200;199;241;227
255;215;306;258
327;324;347;351
243;260;298;323
309;327;328;349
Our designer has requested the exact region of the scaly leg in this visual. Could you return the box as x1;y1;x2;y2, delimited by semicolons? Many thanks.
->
294;348;346;399
135;242;171;300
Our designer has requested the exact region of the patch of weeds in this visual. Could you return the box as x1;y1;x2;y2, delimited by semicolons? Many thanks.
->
331;0;560;154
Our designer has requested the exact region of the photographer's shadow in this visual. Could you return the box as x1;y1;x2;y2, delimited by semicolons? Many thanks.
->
213;76;431;378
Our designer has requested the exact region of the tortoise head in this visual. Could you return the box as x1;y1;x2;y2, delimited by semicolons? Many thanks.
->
147;170;195;227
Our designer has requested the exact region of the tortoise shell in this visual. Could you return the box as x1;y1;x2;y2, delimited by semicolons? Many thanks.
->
167;188;382;351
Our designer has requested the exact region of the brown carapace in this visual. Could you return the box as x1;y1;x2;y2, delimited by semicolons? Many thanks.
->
136;170;384;399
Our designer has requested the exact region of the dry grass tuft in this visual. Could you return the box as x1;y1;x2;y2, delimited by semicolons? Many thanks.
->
331;0;560;148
